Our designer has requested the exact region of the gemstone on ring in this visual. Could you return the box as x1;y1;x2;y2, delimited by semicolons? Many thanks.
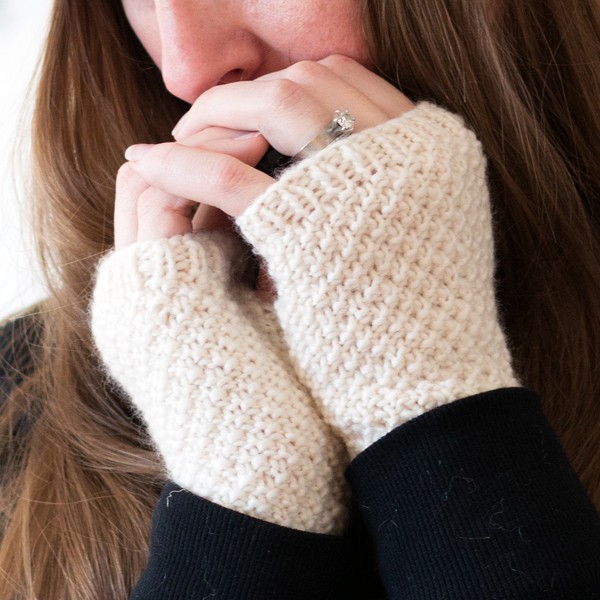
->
294;109;356;160
328;110;355;139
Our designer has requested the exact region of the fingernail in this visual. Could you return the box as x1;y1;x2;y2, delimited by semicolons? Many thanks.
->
125;144;153;161
234;131;262;140
172;114;189;138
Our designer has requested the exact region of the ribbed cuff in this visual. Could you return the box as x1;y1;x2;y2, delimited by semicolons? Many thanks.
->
346;388;600;598
130;483;357;600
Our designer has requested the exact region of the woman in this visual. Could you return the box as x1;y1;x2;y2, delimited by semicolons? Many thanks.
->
1;0;599;598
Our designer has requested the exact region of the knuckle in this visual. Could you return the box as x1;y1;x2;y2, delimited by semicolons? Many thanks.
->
208;154;246;195
136;187;161;220
137;187;191;218
156;143;176;169
116;162;138;189
198;84;218;105
153;144;179;183
267;78;305;112
115;162;148;211
321;54;357;71
116;162;132;180
287;59;322;82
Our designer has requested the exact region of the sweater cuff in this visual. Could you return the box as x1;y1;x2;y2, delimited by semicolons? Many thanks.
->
345;388;600;597
130;483;358;600
235;102;473;279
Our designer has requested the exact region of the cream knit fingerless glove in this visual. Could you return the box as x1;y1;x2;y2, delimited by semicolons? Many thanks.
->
90;232;349;534
237;103;518;459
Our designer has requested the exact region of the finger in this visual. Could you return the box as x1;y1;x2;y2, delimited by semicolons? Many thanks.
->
168;128;266;232
317;55;415;118
114;162;150;249
179;126;268;159
136;186;195;242
127;142;274;217
172;60;410;155
179;125;249;144
174;128;270;172
173;78;331;156
257;58;403;122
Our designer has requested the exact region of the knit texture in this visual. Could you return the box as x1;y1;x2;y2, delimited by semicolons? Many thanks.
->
237;103;518;458
90;231;349;534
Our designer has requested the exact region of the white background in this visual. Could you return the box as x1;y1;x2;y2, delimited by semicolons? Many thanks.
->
0;0;53;321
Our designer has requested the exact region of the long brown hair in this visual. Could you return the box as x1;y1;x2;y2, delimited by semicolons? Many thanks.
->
361;0;600;496
1;0;599;597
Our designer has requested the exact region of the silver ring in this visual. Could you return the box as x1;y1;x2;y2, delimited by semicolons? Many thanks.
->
294;109;356;160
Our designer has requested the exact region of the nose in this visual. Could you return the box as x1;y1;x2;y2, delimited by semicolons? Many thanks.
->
155;1;264;104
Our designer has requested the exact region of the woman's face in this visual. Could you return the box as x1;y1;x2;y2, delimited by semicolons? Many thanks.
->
122;0;370;104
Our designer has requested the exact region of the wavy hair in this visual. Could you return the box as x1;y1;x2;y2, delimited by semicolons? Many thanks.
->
0;0;599;596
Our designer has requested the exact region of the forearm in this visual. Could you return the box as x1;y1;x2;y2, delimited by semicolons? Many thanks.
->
237;102;518;456
346;388;600;598
131;389;600;599
130;483;359;600
235;103;600;596
91;231;349;535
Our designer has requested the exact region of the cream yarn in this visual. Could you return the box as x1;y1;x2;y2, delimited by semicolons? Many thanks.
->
91;231;349;534
237;103;518;459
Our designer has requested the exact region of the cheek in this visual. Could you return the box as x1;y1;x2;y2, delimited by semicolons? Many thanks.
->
314;25;369;64
260;0;370;66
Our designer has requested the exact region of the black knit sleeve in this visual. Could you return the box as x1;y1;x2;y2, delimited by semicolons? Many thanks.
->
130;483;365;600
345;388;600;599
130;390;600;599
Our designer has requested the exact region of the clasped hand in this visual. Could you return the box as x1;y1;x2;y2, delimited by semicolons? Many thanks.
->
94;54;517;531
114;55;414;247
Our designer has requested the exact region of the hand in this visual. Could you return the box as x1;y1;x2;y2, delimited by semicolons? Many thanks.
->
123;55;414;221
235;104;519;458
114;126;271;248
91;231;350;534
